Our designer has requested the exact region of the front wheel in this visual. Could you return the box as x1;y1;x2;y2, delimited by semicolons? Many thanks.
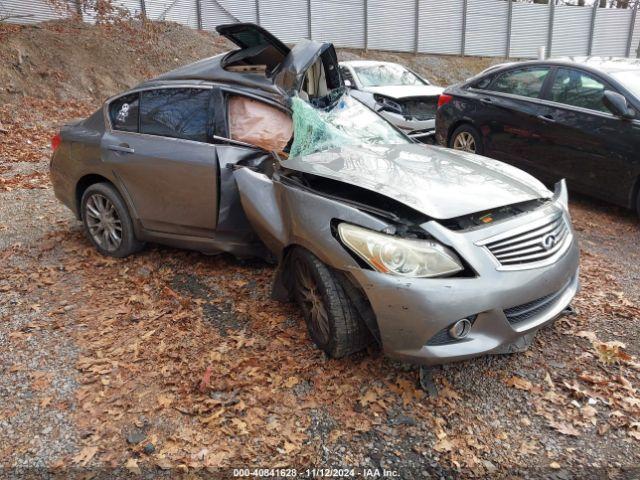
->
449;124;483;155
289;248;371;358
81;182;144;258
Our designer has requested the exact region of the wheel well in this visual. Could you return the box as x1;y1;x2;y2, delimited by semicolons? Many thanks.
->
447;120;475;146
75;174;112;215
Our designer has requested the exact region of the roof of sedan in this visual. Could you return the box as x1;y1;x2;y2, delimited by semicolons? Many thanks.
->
134;52;285;102
483;57;640;75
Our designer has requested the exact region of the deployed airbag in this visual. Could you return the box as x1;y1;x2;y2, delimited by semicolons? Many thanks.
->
229;95;293;153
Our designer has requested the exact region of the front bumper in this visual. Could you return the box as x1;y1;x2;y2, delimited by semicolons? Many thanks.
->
377;111;436;141
347;202;580;366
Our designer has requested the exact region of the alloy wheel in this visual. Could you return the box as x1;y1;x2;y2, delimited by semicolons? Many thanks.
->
294;259;331;345
453;131;476;153
85;193;123;252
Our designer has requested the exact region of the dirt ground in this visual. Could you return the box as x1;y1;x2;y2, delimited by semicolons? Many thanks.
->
1;20;640;479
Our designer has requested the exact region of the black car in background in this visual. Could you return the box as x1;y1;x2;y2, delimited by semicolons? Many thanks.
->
435;58;640;216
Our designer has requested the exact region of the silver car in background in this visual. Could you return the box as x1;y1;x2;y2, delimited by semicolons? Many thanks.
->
50;24;579;366
339;60;444;142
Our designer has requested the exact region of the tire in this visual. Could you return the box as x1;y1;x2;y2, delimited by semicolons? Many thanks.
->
636;189;640;219
449;124;483;155
289;248;371;358
80;182;144;258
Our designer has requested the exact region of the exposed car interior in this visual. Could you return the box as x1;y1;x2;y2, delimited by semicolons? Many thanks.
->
299;50;342;105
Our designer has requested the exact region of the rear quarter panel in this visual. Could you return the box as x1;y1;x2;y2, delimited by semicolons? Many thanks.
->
50;107;110;217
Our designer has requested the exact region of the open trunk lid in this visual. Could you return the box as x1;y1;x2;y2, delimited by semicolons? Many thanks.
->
217;23;342;98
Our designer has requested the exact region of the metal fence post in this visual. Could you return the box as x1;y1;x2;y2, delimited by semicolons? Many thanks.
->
546;0;555;59
506;0;513;58
139;0;147;18
364;0;368;51
255;0;260;25
74;0;83;21
307;0;312;40
195;0;202;29
414;0;420;53
587;2;598;56
626;4;637;58
461;0;468;56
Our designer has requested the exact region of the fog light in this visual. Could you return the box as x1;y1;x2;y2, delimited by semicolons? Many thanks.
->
449;318;472;339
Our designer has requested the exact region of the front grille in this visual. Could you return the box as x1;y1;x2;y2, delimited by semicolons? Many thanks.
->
399;96;438;120
484;214;571;267
504;279;571;325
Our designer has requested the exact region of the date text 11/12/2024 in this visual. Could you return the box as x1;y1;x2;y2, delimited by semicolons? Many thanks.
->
232;468;400;477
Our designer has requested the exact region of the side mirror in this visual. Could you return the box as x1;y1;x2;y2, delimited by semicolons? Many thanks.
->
603;90;635;119
344;79;353;89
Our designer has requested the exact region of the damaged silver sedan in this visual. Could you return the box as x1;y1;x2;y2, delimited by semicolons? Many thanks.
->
50;24;579;365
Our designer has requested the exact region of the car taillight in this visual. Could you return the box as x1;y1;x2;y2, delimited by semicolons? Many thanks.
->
437;94;453;109
51;133;61;151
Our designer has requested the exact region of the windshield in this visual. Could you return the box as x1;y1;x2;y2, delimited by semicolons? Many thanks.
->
609;70;640;99
289;94;410;158
352;64;427;87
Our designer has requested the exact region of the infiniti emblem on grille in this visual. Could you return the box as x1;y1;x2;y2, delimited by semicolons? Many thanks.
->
541;234;557;250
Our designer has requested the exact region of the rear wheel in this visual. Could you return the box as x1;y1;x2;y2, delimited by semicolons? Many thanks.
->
450;124;483;155
290;248;370;358
81;182;143;258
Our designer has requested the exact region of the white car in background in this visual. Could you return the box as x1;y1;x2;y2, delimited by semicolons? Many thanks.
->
339;60;444;142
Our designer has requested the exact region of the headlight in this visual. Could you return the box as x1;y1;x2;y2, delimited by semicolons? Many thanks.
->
338;223;463;278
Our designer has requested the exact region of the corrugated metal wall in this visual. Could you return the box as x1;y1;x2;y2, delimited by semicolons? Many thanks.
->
510;3;548;59
201;0;256;30
418;0;463;55
465;0;509;57
592;8;632;57
145;0;198;28
551;5;592;57
1;0;74;23
367;0;415;52
260;0;308;44
631;10;640;58
3;0;640;59
311;0;364;48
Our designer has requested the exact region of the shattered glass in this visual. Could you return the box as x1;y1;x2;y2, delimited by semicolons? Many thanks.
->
352;64;426;87
289;94;409;158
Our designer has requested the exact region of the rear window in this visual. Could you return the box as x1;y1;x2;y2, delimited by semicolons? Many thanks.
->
109;93;139;132
489;67;550;99
139;88;212;142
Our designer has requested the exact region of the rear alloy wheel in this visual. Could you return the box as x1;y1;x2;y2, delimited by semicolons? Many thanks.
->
450;124;483;155
290;248;371;358
81;182;143;258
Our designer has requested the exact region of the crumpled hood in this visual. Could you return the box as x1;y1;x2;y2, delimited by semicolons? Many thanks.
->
281;144;552;220
364;85;444;99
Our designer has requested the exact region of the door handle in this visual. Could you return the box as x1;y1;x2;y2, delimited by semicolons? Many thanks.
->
107;144;135;154
480;97;493;104
537;114;556;123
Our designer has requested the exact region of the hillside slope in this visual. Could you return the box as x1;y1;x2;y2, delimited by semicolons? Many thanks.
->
0;19;500;105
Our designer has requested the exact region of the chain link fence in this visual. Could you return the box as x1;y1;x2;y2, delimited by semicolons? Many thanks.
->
2;0;640;58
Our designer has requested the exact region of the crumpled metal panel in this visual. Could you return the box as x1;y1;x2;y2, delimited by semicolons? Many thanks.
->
367;0;415;52
465;0;509;57
592;8;633;57
418;0;463;55
510;3;549;59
